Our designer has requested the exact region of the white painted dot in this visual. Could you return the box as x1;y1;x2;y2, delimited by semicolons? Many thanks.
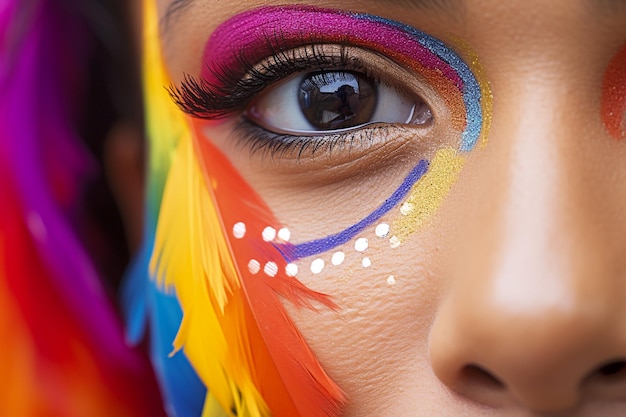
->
389;235;401;249
233;222;246;239
362;257;372;268
310;258;325;275
375;223;390;238
262;226;277;242
331;251;346;266
264;261;278;277
400;202;415;216
248;259;261;274
277;228;291;242
285;263;299;277
387;275;397;285
354;238;369;252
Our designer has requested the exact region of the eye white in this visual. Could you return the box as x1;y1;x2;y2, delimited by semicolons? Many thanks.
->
247;72;424;135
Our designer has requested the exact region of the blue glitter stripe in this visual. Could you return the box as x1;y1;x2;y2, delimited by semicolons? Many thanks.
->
281;160;429;261
353;12;483;152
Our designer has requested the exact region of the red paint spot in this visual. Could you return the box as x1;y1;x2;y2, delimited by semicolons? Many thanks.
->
602;43;626;140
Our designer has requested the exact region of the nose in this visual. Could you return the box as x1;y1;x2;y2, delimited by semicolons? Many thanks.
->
429;72;626;412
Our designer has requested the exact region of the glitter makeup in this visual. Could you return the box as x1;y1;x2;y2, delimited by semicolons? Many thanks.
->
602;42;626;140
202;5;484;151
392;147;464;243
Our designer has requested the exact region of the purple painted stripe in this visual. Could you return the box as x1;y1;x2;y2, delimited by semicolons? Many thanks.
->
279;160;429;261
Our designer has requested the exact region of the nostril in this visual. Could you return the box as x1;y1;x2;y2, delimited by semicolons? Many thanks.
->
585;359;626;398
596;360;626;378
460;364;506;390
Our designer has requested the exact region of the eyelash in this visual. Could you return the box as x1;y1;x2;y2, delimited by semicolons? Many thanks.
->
232;120;404;159
170;43;424;158
171;44;378;119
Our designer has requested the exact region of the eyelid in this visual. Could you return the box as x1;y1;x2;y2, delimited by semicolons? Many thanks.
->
254;43;439;97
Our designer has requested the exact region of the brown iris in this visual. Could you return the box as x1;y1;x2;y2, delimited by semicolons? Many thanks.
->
298;71;377;131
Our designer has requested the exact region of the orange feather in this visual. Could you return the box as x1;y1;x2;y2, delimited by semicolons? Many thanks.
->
192;119;346;416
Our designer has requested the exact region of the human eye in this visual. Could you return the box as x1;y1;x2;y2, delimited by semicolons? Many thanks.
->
245;45;433;136
169;6;488;165
172;44;438;162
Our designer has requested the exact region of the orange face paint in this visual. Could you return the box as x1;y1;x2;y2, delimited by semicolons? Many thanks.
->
602;43;626;140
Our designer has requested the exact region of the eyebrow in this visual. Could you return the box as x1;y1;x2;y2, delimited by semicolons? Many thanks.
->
161;0;193;31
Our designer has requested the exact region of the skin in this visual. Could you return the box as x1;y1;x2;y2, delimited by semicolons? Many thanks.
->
112;0;626;415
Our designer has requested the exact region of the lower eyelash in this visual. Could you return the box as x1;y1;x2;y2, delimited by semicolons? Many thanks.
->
232;119;397;160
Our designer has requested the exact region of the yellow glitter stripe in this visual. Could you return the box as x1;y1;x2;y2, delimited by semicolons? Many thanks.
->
391;148;464;243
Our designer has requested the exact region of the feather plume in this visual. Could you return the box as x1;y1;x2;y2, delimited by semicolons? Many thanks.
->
121;1;207;415
141;1;346;416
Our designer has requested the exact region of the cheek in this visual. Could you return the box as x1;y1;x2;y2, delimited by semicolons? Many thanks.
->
274;148;466;409
283;224;445;410
601;42;626;140
220;143;467;407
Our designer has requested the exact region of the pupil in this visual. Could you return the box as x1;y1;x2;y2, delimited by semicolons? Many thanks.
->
298;71;377;131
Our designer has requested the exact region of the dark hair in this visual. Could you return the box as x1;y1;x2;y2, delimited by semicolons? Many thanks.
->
72;0;144;288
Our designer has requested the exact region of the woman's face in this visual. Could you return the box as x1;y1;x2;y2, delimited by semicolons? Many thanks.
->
150;0;626;415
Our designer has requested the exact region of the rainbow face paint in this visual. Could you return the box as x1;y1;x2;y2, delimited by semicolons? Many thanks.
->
199;6;491;264
602;42;626;140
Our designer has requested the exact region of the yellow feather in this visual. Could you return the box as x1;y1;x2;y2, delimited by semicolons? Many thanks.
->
142;1;269;415
151;129;270;416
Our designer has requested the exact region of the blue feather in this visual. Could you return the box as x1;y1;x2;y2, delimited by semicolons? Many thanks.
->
121;243;206;417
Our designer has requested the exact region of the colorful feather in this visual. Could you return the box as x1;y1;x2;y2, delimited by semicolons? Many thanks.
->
138;0;346;415
121;1;207;415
